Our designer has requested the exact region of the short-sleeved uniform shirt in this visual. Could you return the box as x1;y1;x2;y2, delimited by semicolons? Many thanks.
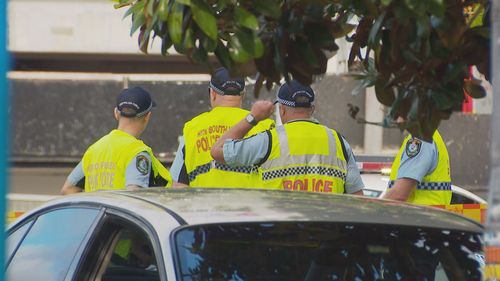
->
221;121;364;194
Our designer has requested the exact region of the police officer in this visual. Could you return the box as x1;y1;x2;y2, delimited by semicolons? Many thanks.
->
383;129;451;205
211;80;364;194
170;67;274;187
60;86;172;194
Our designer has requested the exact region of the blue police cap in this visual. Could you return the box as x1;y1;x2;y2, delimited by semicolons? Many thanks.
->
276;80;315;108
209;68;245;96
116;86;156;117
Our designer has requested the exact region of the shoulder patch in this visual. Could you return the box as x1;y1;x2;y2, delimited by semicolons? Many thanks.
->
405;138;422;158
136;155;150;175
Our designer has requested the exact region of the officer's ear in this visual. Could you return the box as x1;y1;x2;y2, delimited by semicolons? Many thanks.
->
279;104;286;118
209;88;217;103
144;111;152;122
114;107;120;121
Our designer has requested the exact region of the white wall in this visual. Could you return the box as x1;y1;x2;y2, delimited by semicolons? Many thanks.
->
8;0;163;54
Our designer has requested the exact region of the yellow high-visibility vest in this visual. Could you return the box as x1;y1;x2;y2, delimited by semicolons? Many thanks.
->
82;130;172;191
260;121;348;193
183;107;274;187
388;131;451;205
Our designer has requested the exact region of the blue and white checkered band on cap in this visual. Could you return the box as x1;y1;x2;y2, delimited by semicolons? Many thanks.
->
209;67;245;96
276;80;315;108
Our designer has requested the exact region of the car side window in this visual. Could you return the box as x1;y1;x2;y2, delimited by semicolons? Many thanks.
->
6;207;100;281
451;193;476;204
100;227;160;281
75;215;161;281
6;221;33;266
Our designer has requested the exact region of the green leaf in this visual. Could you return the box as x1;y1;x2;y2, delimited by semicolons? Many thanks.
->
253;0;281;19
387;88;407;119
427;0;444;18
139;27;151;53
123;1;145;19
183;26;195;49
443;63;466;83
114;0;134;9
161;32;173;55
464;80;487;99
174;42;186;54
175;0;192;5
167;2;184;44
231;29;262;57
130;13;146;36
429;88;455;110
234;6;259;31
381;0;392;6
214;0;229;11
253;36;264;58
191;0;217;40
374;79;395;106
229;46;251;63
157;0;169;21
214;41;232;68
201;36;217;52
146;0;154;17
305;23;335;48
297;42;319;67
368;11;386;48
407;94;419;121
229;33;252;62
191;46;208;63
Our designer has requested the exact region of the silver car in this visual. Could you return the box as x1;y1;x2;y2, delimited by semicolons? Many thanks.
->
6;188;484;281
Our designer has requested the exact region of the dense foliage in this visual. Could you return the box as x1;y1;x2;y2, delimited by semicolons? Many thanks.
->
114;0;490;140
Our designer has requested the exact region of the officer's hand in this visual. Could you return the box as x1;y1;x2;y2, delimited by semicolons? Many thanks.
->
250;100;275;121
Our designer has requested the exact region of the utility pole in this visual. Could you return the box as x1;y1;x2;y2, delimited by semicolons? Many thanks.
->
485;1;500;279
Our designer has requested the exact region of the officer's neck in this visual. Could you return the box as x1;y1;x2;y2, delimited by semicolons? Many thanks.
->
117;123;143;139
281;113;313;124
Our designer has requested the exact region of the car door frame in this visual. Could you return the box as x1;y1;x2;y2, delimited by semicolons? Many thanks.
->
69;205;168;281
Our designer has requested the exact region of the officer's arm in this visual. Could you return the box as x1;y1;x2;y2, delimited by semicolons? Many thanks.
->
383;138;436;201
212;101;274;163
61;161;84;195
341;137;365;195
383;178;417;201
125;152;151;188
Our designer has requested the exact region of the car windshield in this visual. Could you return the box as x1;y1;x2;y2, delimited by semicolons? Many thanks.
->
174;222;483;281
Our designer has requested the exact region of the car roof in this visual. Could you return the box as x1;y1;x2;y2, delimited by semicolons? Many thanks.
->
34;188;483;233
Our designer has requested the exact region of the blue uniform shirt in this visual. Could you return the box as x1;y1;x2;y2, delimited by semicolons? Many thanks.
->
396;138;438;182
223;127;364;194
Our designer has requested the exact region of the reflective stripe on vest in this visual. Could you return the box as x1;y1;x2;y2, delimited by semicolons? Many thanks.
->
188;161;255;182
183;107;274;187
260;121;347;192
388;131;451;205
262;166;346;181
388;180;451;191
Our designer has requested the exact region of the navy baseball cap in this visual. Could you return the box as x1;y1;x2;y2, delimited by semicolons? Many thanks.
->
276;80;315;108
209;67;245;95
116;86;156;117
